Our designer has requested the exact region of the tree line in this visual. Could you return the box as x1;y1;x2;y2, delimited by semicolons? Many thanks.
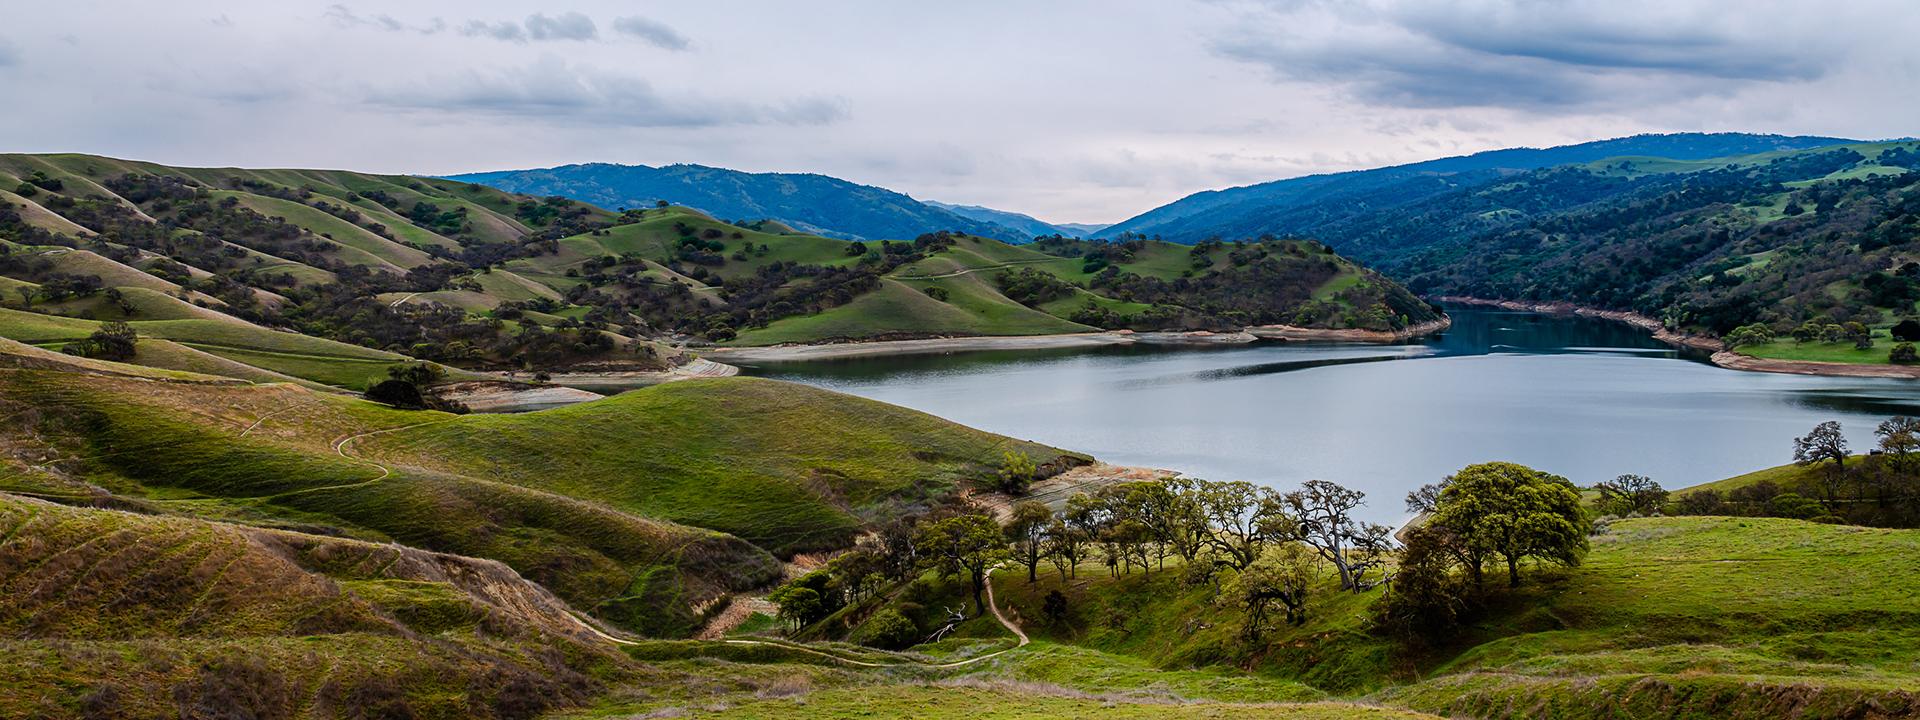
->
770;460;1590;649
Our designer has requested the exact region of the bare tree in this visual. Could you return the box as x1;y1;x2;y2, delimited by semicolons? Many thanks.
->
1284;480;1391;591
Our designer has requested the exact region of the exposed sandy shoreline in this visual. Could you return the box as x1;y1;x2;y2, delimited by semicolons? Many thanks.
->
700;332;1138;362
703;319;1452;364
1248;316;1453;343
1442;296;1920;380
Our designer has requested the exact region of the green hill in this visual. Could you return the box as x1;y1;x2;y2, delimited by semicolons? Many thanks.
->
0;350;1082;635
3;153;1437;381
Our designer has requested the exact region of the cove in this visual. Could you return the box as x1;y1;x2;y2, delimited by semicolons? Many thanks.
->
744;307;1920;524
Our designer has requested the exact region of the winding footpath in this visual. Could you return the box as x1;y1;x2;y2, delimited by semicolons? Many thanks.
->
572;569;1031;669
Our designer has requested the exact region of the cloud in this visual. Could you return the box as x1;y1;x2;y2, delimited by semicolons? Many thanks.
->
325;5;443;35
612;16;691;51
460;12;597;43
1211;0;1835;112
525;12;597;41
0;39;15;67
364;57;847;128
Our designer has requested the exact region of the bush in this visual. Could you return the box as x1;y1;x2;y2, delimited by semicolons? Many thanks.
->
1767;493;1825;520
922;286;950;302
1894;319;1920;342
365;379;427;409
1892;342;1918;363
852;608;920;649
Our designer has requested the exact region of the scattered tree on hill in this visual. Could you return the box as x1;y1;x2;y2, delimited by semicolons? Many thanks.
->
768;585;823;632
1723;323;1775;348
1414;462;1589;588
914;513;1009;615
364;362;450;411
1192;480;1292;571
1042;516;1087;580
1375;525;1473;644
1282;480;1391;591
1223;543;1319;641
996;451;1037;495
1893;343;1918;364
1793;421;1850;503
1595;474;1668;516
1878;416;1920;475
1006;500;1052;583
61;321;138;362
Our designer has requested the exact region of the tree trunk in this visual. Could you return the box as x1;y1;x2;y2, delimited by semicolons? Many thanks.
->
1506;555;1521;588
970;570;986;615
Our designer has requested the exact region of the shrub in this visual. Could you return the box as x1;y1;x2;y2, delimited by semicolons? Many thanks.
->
852;608;920;649
1767;493;1825;520
1892;342;1918;363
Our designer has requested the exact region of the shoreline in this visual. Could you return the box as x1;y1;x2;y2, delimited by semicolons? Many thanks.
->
1248;316;1453;343
702;318;1453;364
1441;296;1920;380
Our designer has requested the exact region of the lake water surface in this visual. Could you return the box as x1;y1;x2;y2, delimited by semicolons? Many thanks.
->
747;308;1920;524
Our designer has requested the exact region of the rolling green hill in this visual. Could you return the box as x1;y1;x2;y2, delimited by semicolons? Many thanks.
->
3;153;1438;382
0;345;1083;635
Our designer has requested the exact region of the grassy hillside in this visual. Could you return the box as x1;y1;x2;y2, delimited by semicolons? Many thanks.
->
0;493;632;719
976;516;1920;719
0;349;1085;632
357;377;1081;555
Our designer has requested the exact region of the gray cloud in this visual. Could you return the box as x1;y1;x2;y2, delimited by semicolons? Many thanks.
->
325;5;444;35
365;57;846;127
460;12;597;43
0;39;15;67
612;16;691;51
1214;0;1834;111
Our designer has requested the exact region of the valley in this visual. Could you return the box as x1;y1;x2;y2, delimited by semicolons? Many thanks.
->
5;139;1920;720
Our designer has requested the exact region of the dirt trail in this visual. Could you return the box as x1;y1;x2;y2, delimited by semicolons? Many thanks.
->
581;568;1032;668
891;258;1057;280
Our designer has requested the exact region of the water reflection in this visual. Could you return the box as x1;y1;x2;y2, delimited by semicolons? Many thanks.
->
749;307;1920;524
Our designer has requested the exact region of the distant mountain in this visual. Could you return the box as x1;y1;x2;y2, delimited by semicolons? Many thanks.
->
448;163;1027;243
1054;222;1111;236
923;200;1097;240
1102;133;1859;242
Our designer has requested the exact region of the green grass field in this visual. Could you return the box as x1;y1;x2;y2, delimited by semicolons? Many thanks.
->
1738;334;1906;365
358;377;1081;554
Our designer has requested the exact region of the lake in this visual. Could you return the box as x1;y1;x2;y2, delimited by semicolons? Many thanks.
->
745;307;1920;524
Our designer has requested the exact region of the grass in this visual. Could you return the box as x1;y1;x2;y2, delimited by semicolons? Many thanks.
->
0;493;639;720
734;279;1093;345
216;192;429;271
1737;333;1901;365
567;683;1438;719
0;305;451;390
1374;516;1920;718
358;377;1082;555
0;367;783;636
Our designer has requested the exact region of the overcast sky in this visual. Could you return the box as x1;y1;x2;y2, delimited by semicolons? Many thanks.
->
2;1;1915;223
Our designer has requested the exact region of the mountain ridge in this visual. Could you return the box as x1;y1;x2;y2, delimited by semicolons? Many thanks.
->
449;161;1035;243
1101;132;1862;241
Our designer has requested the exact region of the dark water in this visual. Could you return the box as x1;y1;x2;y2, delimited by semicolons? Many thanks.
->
745;308;1920;524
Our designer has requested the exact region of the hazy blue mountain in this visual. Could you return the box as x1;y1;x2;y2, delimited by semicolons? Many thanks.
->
923;200;1086;240
1053;222;1112;237
448;163;1026;242
1101;133;1858;242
